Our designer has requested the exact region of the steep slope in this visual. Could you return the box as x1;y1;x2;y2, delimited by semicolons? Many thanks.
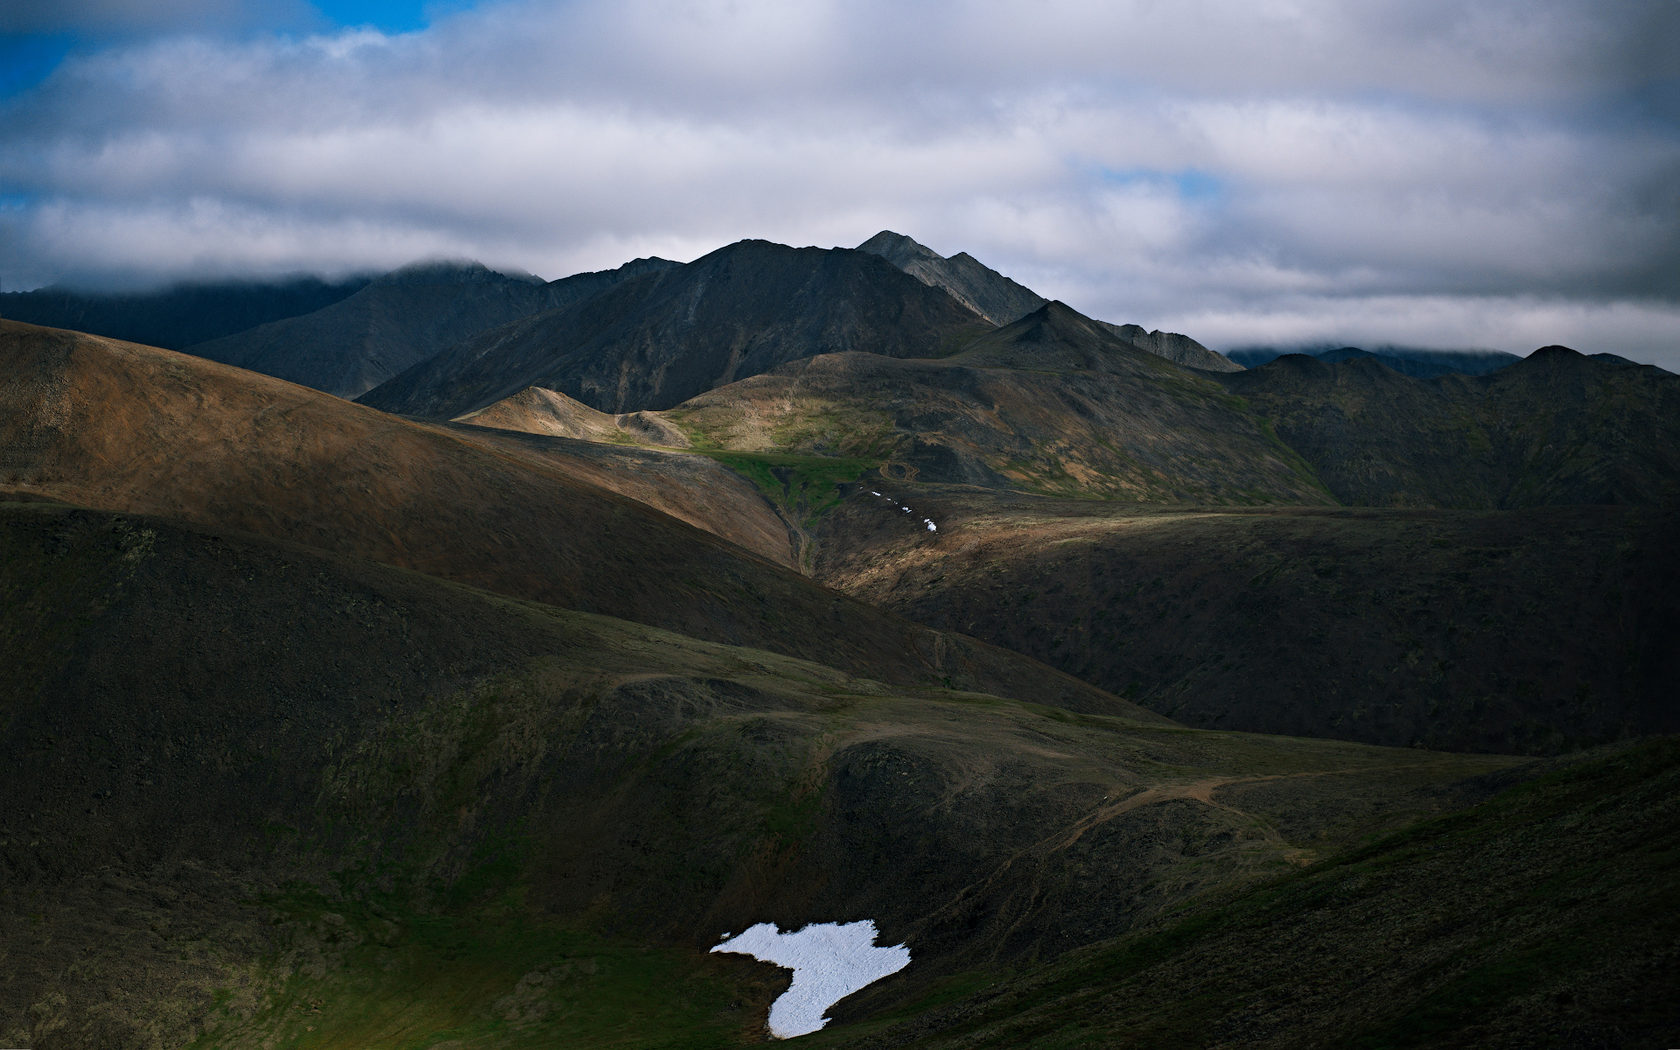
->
0;273;371;349
857;231;1240;371
856;230;1047;326
0;318;1127;714
186;259;674;398
662;302;1331;503
440;419;799;568
359;239;992;418
1097;320;1244;372
1;501;1524;1048
1219;347;1680;507
810;488;1680;754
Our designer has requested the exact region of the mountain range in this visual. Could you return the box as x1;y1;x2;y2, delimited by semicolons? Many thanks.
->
2;231;1676;1049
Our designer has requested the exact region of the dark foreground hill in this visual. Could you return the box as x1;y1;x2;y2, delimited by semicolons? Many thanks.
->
11;499;1671;1049
811;487;1680;754
359;239;991;418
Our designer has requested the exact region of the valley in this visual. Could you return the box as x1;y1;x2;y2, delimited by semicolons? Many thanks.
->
1;232;1675;1048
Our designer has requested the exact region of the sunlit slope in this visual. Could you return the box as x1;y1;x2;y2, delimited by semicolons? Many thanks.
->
1;502;1517;1049
810;488;1680;754
0;319;1125;711
659;303;1331;503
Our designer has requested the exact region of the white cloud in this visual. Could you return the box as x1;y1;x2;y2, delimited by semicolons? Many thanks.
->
1;0;1676;367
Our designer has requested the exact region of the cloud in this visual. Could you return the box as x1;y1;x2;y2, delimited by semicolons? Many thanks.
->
2;0;1676;369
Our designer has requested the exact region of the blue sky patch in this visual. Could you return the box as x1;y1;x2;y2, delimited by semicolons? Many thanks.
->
1097;167;1226;203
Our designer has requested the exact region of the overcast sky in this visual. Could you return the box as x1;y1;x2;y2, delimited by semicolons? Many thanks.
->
2;0;1677;365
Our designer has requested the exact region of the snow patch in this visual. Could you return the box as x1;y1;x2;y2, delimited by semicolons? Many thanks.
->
710;920;911;1038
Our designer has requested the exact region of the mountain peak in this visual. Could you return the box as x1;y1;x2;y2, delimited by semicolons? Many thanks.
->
856;230;944;266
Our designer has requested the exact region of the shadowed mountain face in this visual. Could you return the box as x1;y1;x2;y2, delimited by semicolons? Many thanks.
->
185;258;677;399
811;489;1680;754
0;319;1128;715
663;302;1329;502
358;239;992;418
0;274;372;349
1218;347;1680;508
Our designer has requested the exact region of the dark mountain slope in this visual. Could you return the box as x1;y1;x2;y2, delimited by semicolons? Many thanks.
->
0;500;1520;1048
836;737;1680;1050
1218;347;1680;508
662;301;1330;503
185;258;675;398
811;490;1680;754
359;239;992;418
0;273;371;349
0;319;1129;715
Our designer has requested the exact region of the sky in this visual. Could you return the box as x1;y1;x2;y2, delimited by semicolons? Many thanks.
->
2;0;1677;366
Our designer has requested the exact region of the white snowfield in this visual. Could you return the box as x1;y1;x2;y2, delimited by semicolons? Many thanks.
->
709;920;911;1038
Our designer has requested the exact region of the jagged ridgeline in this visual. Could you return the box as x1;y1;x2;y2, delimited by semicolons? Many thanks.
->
3;227;1677;1048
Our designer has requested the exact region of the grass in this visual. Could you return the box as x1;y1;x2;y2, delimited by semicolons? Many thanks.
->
696;449;879;528
193;881;762;1050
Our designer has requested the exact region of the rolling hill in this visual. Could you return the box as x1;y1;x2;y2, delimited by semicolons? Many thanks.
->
2;498;1590;1049
0;318;1125;713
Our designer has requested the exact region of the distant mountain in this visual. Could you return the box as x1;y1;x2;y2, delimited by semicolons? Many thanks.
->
359;239;991;417
856;230;1242;372
1226;343;1522;377
184;259;676;399
0;273;371;349
1217;346;1680;508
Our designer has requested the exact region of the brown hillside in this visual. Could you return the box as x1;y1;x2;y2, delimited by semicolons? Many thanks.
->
0;319;1136;715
